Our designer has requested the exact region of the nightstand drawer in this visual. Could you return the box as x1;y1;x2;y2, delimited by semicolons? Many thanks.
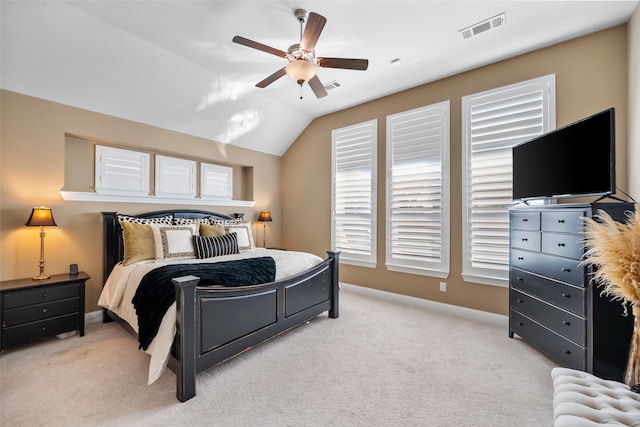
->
3;283;80;309
3;298;79;327
2;314;79;348
511;289;585;345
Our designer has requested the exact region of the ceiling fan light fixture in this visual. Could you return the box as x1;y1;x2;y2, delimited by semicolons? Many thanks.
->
285;59;316;85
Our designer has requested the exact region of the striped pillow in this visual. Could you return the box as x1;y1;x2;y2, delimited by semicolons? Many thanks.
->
193;233;239;259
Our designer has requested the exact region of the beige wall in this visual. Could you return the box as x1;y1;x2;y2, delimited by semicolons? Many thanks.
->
0;90;282;311
282;25;630;315
629;4;640;198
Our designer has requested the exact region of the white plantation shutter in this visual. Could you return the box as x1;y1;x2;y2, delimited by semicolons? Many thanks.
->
332;120;377;267
462;75;555;286
95;145;150;195
201;163;232;200
386;101;450;277
155;155;196;198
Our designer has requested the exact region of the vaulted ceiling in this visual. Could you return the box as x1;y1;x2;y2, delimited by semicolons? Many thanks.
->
2;1;638;156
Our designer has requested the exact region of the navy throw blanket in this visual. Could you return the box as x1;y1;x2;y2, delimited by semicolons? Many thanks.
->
132;257;276;350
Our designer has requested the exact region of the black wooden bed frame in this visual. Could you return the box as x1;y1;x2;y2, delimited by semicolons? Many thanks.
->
102;209;339;402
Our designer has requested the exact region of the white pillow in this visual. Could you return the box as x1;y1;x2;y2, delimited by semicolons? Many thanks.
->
225;222;255;252
150;224;198;260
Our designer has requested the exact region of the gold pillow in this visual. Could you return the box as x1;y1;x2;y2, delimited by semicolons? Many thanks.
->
199;223;225;237
121;221;155;265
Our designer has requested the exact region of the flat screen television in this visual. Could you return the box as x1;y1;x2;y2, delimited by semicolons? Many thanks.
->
512;108;615;201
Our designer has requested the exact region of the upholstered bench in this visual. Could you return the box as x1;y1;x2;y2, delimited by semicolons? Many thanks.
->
552;367;640;426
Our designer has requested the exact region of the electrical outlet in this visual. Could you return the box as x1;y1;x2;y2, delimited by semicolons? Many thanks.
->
440;282;446;292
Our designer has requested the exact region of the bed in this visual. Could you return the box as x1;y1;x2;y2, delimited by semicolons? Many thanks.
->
100;209;339;402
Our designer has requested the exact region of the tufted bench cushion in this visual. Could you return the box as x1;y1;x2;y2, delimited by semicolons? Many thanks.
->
552;367;640;426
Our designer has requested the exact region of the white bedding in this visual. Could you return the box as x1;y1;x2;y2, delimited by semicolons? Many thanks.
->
98;248;323;384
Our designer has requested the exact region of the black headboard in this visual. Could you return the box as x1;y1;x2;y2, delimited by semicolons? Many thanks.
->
102;210;234;286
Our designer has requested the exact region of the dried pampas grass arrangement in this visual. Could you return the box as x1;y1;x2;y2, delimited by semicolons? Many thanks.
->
582;205;640;385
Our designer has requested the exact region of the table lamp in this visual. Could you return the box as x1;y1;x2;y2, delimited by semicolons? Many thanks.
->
25;206;57;280
257;211;272;248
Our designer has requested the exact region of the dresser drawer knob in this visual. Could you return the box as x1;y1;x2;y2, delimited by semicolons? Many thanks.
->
522;218;528;222
517;299;524;303
557;243;565;247
564;350;571;355
562;268;571;272
562;293;571;298
42;293;48;298
41;326;47;332
558;219;565;223
518;257;524;261
522;238;528;242
563;321;571;326
517;277;523;282
42;308;47;313
518;322;524;326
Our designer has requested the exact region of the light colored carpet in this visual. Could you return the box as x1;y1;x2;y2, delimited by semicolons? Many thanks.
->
0;284;557;426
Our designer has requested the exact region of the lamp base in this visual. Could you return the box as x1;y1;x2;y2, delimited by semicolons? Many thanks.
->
32;273;50;280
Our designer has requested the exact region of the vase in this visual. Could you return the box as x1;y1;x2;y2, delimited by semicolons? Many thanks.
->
624;307;640;386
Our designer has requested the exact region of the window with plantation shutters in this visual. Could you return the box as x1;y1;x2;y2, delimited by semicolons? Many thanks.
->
386;101;450;277
331;120;377;267
461;75;555;287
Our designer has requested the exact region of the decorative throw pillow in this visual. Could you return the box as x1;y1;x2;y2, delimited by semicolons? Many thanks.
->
193;233;239;259
121;221;155;265
117;214;173;225
174;217;213;225
225;222;255;252
199;223;226;237
150;224;198;260
211;217;245;226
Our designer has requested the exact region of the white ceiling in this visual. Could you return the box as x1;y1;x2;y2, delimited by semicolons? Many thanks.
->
1;1;638;156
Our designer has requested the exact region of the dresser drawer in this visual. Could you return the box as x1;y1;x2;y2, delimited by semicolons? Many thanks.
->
511;289;585;345
2;283;80;309
510;211;540;231
510;268;585;315
510;310;585;370
510;230;541;252
511;249;584;286
3;298;79;327
2;314;79;348
542;232;584;260
541;210;586;233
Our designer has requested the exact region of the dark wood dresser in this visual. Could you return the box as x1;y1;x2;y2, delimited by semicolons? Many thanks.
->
0;272;89;350
508;202;634;381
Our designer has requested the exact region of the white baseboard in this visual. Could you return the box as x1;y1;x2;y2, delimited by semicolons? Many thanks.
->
340;282;507;326
85;310;102;324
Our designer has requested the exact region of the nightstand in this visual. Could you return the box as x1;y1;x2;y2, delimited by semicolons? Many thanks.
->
0;272;89;350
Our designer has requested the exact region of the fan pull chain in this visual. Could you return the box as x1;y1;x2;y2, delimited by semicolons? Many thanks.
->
300;83;303;100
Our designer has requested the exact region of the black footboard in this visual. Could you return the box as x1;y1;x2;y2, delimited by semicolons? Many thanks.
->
172;251;340;402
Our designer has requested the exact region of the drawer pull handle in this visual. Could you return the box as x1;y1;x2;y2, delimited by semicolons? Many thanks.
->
518;322;524;326
562;268;571;272
41;326;47;332
42;308;47;313
517;299;524;303
517;277;523;282
558;243;565;247
558;219;565;223
518;257;524;261
563;321;571;326
564;350;571;355
522;218;528;222
562;293;571;298
522;238;528;242
42;293;48;298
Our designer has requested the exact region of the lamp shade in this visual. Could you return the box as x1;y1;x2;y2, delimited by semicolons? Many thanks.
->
285;59;316;84
25;207;57;227
257;211;272;222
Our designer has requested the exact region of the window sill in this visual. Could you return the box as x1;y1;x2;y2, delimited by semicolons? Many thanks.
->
461;272;508;288
59;191;256;208
386;263;449;279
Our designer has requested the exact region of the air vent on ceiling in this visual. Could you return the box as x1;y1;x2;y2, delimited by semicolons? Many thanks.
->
323;80;341;91
460;12;506;39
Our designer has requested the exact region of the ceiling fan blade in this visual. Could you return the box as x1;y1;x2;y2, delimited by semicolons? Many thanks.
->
300;12;326;51
256;67;287;88
317;57;369;70
308;75;328;98
232;36;287;58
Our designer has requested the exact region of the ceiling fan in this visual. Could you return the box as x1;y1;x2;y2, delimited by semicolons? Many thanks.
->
232;9;369;99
